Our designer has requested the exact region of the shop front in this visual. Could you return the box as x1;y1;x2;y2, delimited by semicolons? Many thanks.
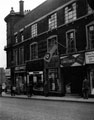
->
85;51;94;95
26;59;44;95
44;56;64;96
60;53;85;96
14;66;27;94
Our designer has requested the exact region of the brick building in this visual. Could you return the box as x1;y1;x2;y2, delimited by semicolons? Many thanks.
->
4;0;94;96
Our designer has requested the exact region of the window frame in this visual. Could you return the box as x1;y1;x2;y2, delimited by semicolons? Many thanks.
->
30;42;38;60
19;47;24;65
64;2;77;24
86;22;94;50
31;24;37;38
14;49;18;65
66;29;76;53
48;13;57;30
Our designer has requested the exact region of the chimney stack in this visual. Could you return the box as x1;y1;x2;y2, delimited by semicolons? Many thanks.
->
19;0;24;15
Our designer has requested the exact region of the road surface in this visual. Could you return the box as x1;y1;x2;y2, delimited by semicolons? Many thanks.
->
0;97;94;120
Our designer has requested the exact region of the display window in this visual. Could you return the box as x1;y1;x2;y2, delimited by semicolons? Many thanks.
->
29;71;43;91
15;75;26;94
48;68;61;92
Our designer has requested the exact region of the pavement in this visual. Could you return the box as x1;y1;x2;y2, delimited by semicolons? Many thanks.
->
0;92;94;103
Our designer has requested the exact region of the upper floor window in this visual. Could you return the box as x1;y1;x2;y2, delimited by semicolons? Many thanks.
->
87;4;93;14
66;30;76;53
31;24;37;38
14;49;18;65
15;35;18;43
47;35;58;55
30;42;38;60
87;23;94;49
64;3;76;24
19;47;24;64
48;13;57;30
20;31;24;42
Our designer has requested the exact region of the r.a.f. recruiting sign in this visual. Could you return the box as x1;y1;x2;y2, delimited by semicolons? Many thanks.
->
44;44;57;62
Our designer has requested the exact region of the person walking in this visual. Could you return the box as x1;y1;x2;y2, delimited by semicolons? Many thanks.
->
82;78;90;99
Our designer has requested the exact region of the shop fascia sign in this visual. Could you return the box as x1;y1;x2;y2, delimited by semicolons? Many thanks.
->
85;51;94;64
60;53;85;67
15;66;26;71
29;71;43;75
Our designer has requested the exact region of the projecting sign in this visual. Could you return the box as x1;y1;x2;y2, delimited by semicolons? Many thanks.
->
85;51;94;64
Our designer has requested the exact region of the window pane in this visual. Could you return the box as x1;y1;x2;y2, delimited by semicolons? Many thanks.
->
65;3;76;23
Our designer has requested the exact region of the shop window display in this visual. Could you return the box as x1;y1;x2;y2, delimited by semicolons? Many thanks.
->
48;68;61;92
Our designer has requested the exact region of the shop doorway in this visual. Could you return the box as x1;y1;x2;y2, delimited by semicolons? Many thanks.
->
90;70;94;95
62;67;85;95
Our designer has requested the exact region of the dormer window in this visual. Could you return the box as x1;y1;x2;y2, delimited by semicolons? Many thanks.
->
31;24;37;38
48;13;57;30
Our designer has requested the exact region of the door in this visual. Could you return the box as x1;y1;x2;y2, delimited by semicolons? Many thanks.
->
90;70;94;95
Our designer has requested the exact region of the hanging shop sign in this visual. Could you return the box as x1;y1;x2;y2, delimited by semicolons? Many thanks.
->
44;44;57;62
60;53;85;67
85;51;94;64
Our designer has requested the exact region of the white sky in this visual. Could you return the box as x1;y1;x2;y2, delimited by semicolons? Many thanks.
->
0;0;46;69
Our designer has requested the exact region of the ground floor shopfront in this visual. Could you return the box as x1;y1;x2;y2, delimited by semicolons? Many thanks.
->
11;51;94;96
85;51;94;96
60;53;86;96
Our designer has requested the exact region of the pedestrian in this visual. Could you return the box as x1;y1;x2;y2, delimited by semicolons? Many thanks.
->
82;78;90;99
11;85;13;96
44;81;49;97
13;86;16;96
29;82;33;97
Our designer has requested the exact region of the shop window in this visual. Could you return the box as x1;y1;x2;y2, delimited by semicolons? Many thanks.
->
31;24;37;38
47;36;58;55
30;42;38;60
29;72;43;92
48;13;57;30
64;2;76;24
66;30;76;53
19;47;24;65
48;68;61;92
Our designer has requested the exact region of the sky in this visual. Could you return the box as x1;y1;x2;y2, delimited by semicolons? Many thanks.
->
0;0;46;69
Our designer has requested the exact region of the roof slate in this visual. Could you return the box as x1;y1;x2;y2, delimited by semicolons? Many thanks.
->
14;0;70;32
